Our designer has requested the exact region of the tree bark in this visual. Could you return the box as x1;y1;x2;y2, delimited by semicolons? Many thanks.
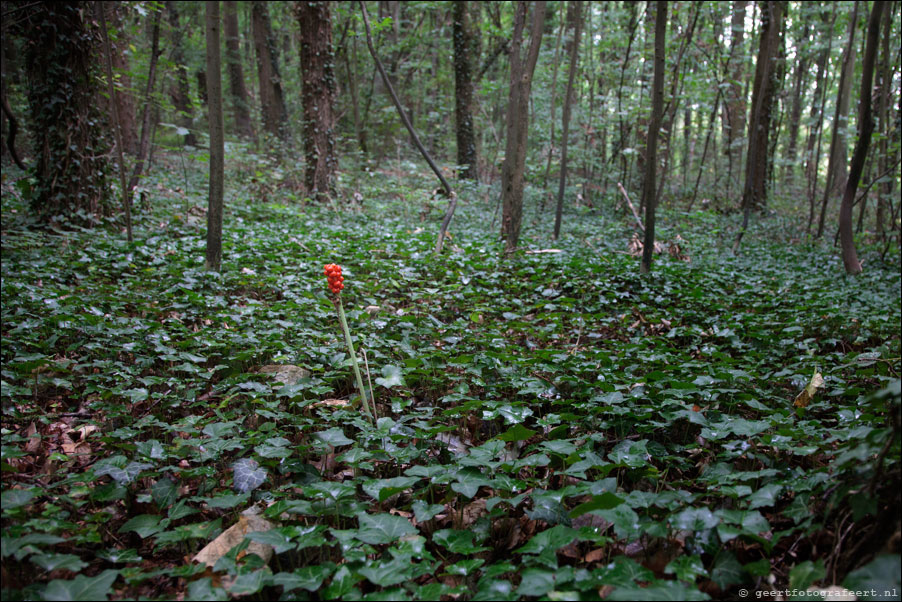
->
252;2;288;143
453;1;478;181
97;1;133;242
640;1;666;274
839;1;884;275
804;6;834;234
553;0;582;240
205;1;225;272
541;7;566;192
166;2;197;147
127;7;162;194
224;0;255;141
782;18;809;191
500;1;547;252
297;1;337;200
875;3;893;240
724;0;748;200
733;0;784;254
817;1;859;238
103;3;138;155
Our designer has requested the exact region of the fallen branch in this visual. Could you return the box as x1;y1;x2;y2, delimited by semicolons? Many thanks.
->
617;182;644;231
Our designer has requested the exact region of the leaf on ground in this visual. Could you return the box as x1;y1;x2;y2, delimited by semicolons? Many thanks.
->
794;370;824;408
192;514;274;568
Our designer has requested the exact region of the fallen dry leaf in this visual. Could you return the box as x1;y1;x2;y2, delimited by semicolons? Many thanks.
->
794;370;824;408
193;514;274;568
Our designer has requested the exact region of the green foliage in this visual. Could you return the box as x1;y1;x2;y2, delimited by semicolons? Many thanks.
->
1;152;900;600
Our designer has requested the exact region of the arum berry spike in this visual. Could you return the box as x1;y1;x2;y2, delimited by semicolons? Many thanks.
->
323;264;375;423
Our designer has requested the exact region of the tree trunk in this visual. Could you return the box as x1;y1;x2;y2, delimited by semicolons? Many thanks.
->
205;1;225;272
614;3;640;187
297;1;337;200
782;18;809;191
640;1;666;274
500;1;547;252
167;2;197;147
839;1;884;275
103;3;138;155
224;0;255;141
97;1;133;242
252;2;288;143
724;0;748;201
541;7;566;192
875;3;893;240
817;2;859;238
804;7;834;234
453;1;478;181
553;0;582;240
1;34;25;169
17;2;111;222
127;7;162;194
733;1;784;254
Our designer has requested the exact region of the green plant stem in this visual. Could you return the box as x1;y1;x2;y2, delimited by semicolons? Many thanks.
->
334;296;375;423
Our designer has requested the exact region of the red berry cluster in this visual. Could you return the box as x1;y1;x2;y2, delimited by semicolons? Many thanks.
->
323;264;344;294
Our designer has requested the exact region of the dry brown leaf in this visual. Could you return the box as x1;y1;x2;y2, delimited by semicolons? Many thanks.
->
794;370;825;408
25;423;41;454
311;398;350;408
585;548;606;563
192;514;274;568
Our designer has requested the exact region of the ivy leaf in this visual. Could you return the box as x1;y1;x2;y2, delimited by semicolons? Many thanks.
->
375;365;406;388
314;428;355;447
232;458;267;493
42;569;119;601
789;559;825;591
355;512;417;545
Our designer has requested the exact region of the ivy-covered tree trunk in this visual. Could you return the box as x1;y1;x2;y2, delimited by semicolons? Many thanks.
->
839;1;884;275
500;1;546;252
224;0;255;141
453;0;478;181
297;1;336;200
18;1;109;222
252;2;288;144
733;0;784;254
205;1;225;272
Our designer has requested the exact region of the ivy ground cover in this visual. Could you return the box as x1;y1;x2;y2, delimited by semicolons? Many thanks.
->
1;167;900;600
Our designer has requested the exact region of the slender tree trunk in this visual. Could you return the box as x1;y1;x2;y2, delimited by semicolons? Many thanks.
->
453;1;478;181
343;21;366;156
782;18;810;191
875;3;893;240
1;34;25;169
733;1;784;254
205;1;225;272
817;1;859;238
127;7;162;194
167;2;197;147
252;2;289;143
840;1;884;275
297;1;337;200
724;0;748;202
97;1;132;241
500;1;547;252
541;7;566;192
553;0;582;240
805;7;834;234
640;1;666;274
614;3;640;187
224;0;255;141
103;3;138;155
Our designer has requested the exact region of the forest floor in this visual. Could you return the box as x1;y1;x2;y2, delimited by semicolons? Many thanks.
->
1;152;900;601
